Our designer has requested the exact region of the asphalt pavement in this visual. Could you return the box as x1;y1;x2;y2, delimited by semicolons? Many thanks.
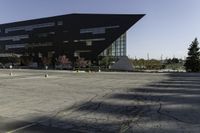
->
0;69;199;133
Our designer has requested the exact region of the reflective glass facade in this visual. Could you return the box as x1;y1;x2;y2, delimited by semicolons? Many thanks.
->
100;33;126;57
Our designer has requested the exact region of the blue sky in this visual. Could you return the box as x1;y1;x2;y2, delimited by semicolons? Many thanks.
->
0;0;200;59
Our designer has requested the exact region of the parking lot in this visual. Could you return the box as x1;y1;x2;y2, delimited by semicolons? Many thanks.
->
0;69;200;133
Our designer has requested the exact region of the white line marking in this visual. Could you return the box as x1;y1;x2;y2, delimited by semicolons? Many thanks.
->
6;123;37;133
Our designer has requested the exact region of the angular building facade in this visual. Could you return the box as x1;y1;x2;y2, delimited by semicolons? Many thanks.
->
0;13;144;68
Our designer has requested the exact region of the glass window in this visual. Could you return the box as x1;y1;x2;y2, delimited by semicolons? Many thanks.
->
57;21;63;26
28;42;52;48
0;35;29;41
80;25;119;35
99;33;126;57
5;22;55;33
5;44;26;50
80;27;105;34
38;33;48;37
78;38;105;42
86;41;92;46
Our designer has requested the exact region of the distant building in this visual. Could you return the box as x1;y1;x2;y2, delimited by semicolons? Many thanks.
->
0;13;144;69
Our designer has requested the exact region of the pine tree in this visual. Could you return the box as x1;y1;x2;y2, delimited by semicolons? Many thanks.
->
184;38;200;72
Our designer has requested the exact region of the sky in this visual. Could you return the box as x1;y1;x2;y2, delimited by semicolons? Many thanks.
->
0;0;200;59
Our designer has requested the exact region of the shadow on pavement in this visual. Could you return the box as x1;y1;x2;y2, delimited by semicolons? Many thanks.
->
3;73;200;133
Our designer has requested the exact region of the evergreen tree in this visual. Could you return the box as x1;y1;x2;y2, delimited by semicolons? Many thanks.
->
184;38;200;72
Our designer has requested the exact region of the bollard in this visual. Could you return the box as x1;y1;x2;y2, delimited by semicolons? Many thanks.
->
9;72;13;76
45;74;48;78
98;67;101;72
45;65;48;78
9;65;13;76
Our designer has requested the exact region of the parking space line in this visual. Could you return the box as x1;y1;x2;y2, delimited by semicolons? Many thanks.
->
6;123;36;133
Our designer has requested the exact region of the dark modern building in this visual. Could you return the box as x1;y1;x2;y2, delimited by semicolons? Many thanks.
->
0;13;144;69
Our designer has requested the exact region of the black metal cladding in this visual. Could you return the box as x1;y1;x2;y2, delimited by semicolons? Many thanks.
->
0;13;144;60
